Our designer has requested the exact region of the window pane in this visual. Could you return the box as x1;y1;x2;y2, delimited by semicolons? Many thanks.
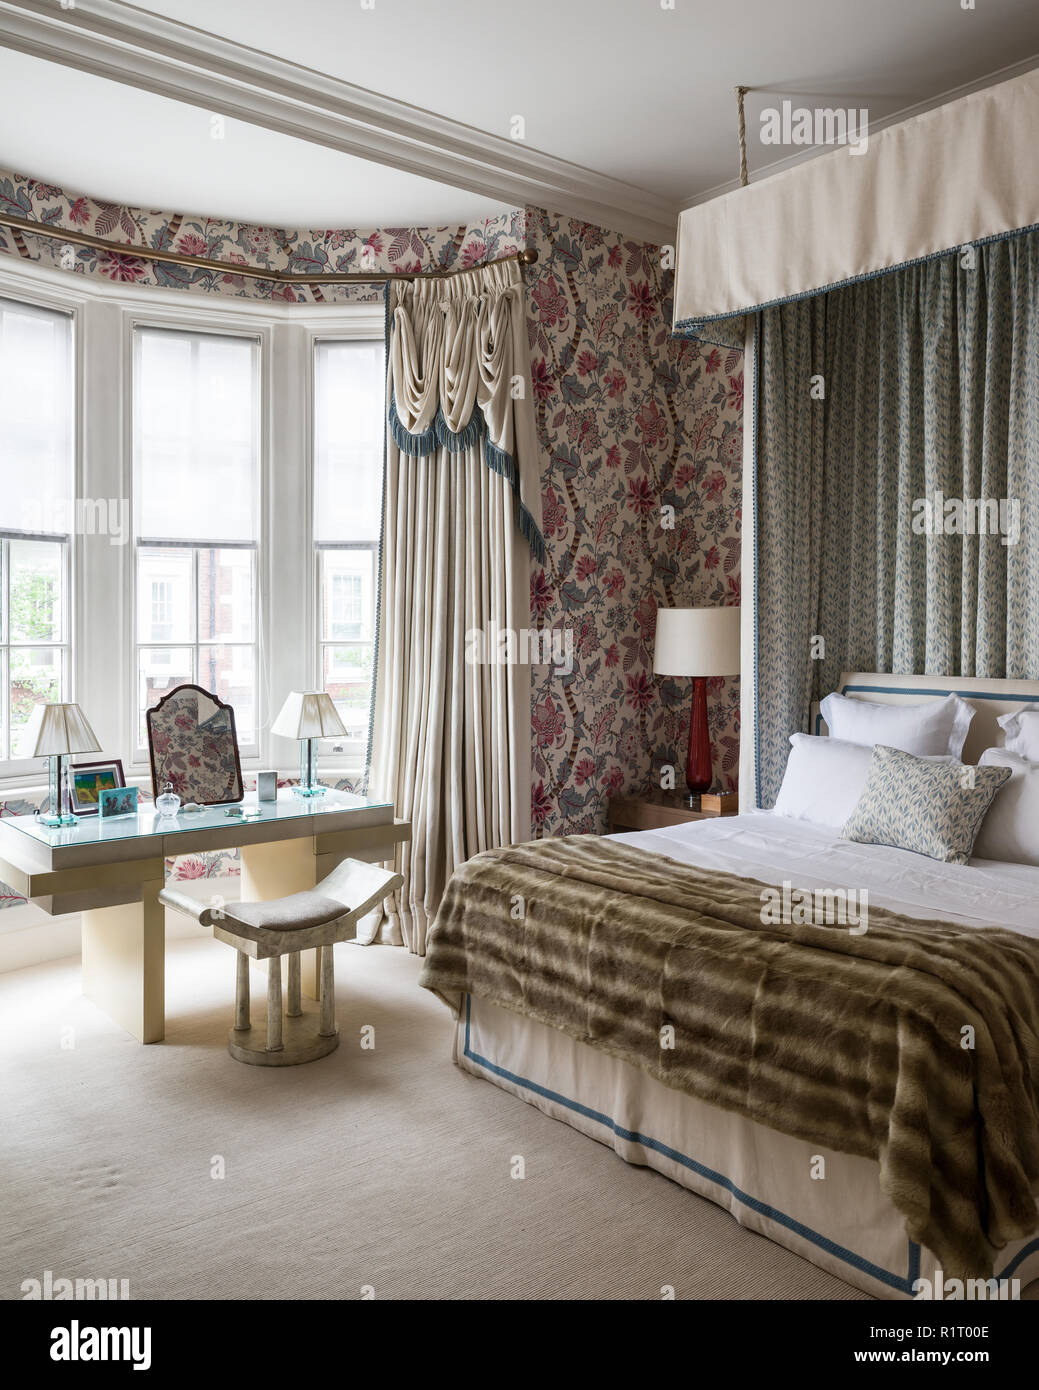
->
313;340;384;544
9;539;64;643
10;647;63;753
137;547;193;643
323;644;373;741
198;644;255;742
134;328;259;544
320;549;374;643
138;647;193;746
197;548;254;642
0;299;73;537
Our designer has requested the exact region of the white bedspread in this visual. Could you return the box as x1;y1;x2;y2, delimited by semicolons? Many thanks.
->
610;811;1039;940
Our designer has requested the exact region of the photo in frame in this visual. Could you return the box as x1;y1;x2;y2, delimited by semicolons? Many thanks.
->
98;785;139;820
71;760;126;817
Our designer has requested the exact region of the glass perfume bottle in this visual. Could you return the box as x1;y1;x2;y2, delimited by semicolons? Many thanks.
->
155;781;181;817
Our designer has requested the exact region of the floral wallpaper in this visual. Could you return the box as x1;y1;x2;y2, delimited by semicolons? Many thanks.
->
0;168;526;303
524;207;743;838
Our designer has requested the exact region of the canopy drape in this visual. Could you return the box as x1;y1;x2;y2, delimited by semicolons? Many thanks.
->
745;230;1039;808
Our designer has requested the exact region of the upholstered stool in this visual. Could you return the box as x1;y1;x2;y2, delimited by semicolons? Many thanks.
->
159;858;403;1066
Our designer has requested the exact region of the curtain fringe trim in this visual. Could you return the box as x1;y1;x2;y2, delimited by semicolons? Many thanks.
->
389;394;544;563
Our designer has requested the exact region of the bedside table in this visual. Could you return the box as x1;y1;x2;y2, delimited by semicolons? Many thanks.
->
606;790;739;833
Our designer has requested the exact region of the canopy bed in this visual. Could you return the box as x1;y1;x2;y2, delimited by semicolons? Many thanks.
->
420;68;1039;1300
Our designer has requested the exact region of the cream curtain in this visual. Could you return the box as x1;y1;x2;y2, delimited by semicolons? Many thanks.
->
366;258;542;953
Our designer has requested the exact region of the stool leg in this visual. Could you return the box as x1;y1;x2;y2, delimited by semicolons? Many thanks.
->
286;951;302;1018
266;957;284;1052
234;950;250;1031
318;944;336;1037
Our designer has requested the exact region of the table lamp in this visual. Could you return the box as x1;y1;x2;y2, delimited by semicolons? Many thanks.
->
22;702;102;826
654;607;741;807
271;691;347;798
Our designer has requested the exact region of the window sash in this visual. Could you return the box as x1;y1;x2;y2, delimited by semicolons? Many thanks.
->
133;543;259;757
0;535;71;765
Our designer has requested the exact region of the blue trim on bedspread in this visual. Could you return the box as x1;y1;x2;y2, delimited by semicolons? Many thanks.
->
462;994;1039;1295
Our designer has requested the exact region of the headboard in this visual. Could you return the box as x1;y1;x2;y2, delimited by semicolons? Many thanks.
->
814;672;1039;763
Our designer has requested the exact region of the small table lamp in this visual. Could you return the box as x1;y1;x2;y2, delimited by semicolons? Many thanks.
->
22;702;102;827
271;691;348;798
654;607;741;807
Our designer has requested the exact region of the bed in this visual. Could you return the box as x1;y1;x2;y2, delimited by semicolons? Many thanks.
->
426;674;1039;1299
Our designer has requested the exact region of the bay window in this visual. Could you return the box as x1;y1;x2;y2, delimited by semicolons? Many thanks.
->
0;260;384;787
0;297;73;766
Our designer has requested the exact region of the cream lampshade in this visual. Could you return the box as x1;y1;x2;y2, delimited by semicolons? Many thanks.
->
654;607;740;806
271;691;348;798
21;702;102;827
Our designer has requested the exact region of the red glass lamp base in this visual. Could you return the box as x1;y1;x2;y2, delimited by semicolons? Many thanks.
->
685;676;713;799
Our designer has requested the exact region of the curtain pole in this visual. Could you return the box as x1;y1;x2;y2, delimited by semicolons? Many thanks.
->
0;211;538;285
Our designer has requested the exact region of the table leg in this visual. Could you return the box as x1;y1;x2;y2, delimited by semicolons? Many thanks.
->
81;877;166;1043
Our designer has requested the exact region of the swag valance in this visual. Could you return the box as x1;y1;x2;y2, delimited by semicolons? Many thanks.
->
387;257;545;562
673;67;1039;348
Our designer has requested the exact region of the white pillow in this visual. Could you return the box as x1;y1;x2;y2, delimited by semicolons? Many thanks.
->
819;690;974;759
974;748;1039;865
774;734;884;829
997;705;1039;762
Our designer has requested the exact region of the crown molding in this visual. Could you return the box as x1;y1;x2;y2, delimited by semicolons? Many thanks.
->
680;52;1039;209
0;0;679;245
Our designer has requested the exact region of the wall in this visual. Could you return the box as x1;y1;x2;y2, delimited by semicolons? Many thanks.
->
523;207;742;838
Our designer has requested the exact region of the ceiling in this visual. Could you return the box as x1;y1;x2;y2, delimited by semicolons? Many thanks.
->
0;47;507;228
1;0;1038;239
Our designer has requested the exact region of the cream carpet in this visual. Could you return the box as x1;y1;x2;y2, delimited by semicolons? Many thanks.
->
1;937;1032;1302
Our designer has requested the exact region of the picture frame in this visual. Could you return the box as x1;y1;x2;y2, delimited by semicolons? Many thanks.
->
98;785;139;820
71;759;126;817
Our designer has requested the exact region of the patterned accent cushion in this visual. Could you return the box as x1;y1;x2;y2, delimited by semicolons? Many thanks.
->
842;745;1012;865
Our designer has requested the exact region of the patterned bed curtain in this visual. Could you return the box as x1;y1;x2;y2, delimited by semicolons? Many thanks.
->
753;227;1039;806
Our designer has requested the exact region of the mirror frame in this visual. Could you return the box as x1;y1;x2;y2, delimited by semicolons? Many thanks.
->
146;682;245;806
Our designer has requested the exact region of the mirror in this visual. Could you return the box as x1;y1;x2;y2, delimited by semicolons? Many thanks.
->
146;684;244;806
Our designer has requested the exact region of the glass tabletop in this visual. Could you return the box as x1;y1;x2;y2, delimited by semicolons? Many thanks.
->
3;788;392;850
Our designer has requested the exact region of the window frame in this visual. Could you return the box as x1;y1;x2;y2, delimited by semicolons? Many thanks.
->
309;330;386;773
0;290;78;778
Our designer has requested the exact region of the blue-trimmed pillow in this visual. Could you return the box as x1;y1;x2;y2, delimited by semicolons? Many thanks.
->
841;745;1011;865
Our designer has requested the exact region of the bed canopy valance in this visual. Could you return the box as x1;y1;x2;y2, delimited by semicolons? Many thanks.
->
672;66;1039;347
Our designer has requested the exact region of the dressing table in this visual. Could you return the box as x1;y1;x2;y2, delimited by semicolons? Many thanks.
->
0;791;410;1043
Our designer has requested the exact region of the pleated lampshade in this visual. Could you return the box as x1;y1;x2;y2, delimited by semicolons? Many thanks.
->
271;691;348;741
21;702;102;757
